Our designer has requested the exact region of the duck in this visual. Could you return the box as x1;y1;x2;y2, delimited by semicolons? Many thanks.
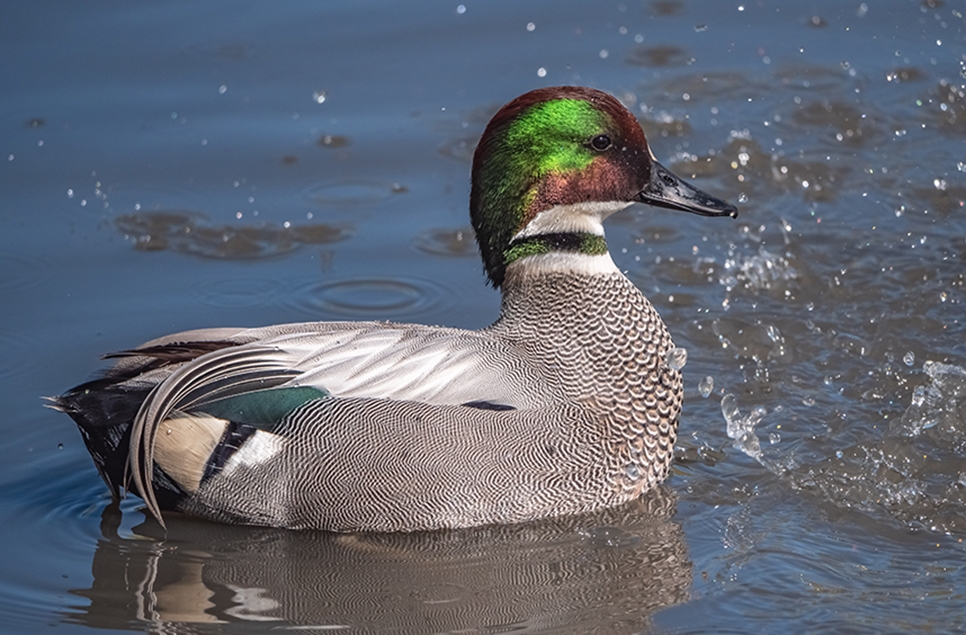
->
55;86;737;532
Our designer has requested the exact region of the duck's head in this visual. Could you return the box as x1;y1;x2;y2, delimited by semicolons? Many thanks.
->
470;86;737;288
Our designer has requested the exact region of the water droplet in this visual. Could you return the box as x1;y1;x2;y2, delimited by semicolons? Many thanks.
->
738;193;748;203
698;375;714;398
721;394;739;427
750;406;767;425
768;433;780;444
912;385;926;407
218;84;227;94
835;450;844;459
537;67;547;78
526;21;535;31
456;4;466;14
903;351;915;366
694;24;708;32
802;397;815;406
312;90;327;104
57;443;64;450
765;324;782;343
666;347;688;371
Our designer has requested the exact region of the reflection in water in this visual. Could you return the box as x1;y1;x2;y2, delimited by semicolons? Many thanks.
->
933;80;966;133
68;489;689;632
115;211;351;260
625;45;690;68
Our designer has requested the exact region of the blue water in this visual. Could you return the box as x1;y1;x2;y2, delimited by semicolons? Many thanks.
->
3;1;966;632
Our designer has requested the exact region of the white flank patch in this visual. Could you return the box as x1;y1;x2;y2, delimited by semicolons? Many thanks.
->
506;250;620;278
223;430;284;474
512;201;633;240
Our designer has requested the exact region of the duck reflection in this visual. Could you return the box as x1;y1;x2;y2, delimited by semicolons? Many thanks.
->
69;488;690;633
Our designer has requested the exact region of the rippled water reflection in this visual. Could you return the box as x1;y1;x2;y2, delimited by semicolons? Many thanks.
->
115;211;351;259
65;491;687;633
3;0;966;633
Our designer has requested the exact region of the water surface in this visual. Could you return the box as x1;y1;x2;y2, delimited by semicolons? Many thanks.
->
2;1;965;633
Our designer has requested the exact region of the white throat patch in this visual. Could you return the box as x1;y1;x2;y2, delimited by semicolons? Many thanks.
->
505;250;620;279
512;201;633;240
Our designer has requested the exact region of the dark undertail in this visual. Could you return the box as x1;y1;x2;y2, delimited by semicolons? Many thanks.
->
57;338;240;502
56;377;148;498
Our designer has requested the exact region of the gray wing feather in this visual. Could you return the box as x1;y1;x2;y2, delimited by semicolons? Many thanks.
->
128;321;561;525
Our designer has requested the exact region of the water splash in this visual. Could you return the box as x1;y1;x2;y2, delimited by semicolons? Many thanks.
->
721;394;766;462
719;245;798;294
893;361;966;438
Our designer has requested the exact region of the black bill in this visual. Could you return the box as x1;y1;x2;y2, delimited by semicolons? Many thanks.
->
636;160;738;218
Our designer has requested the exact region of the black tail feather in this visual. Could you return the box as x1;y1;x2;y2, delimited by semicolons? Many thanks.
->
56;377;149;498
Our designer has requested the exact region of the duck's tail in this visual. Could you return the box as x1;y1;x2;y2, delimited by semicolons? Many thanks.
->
54;338;241;502
53;377;151;499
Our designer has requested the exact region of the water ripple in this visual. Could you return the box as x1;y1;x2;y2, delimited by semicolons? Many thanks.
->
0;254;54;293
193;277;280;309
284;277;453;321
0;331;43;384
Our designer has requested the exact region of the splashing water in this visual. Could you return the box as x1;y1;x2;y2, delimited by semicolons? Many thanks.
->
719;245;798;293
721;394;767;462
720;361;966;535
893;361;966;439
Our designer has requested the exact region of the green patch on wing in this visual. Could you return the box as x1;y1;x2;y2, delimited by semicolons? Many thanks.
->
199;386;330;427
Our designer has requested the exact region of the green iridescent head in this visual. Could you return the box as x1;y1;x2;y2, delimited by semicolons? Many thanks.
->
469;86;737;288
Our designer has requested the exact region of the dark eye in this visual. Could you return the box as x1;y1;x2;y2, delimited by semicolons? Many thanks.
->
590;134;612;151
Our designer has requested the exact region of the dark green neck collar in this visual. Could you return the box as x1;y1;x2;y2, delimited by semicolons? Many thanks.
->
503;232;608;267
